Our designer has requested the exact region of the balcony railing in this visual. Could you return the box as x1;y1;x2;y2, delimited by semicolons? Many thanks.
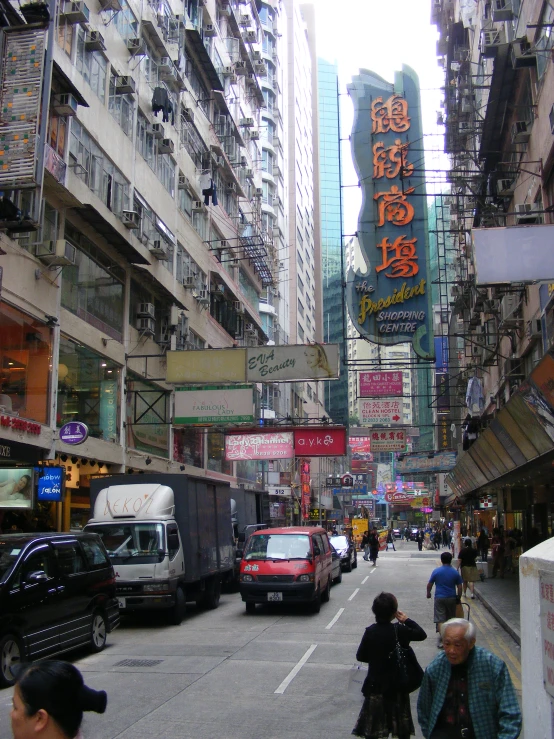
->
44;143;66;185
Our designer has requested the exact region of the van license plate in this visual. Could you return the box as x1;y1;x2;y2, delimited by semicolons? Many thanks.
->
267;592;283;602
117;597;126;609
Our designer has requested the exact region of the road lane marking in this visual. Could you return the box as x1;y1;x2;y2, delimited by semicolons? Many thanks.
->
325;608;345;630
274;644;317;694
348;588;360;601
362;576;369;584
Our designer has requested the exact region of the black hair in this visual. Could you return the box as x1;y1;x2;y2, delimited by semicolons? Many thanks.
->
16;661;107;738
441;552;453;564
464;538;472;547
371;591;398;623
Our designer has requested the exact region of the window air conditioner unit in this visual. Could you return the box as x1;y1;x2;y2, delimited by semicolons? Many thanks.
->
243;31;257;43
245;168;254;178
51;93;78;117
497;179;515;197
204;23;217;36
254;62;267;75
84;30;106;51
233;301;245;314
178;173;190;189
98;0;121;10
121;210;140;228
137;302;155;318
245;73;257;85
157;58;173;79
254;187;263;197
249;129;260;139
136;317;155;335
156;329;171;345
158;138;174;154
245;322;256;334
234;61;248;75
511;120;531;144
181;107;194;123
127;37;145;55
229;73;238;84
240;117;254;127
115;76;136;95
149;122;164;138
192;200;205;211
239;13;251;26
195;289;209;303
514;203;539;223
511;38;536;68
226;182;236;192
149;240;168;259
61;1;90;23
35;239;76;267
222;65;235;76
252;50;262;61
480;29;503;56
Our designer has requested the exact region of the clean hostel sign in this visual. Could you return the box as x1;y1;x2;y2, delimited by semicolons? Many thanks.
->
346;66;433;360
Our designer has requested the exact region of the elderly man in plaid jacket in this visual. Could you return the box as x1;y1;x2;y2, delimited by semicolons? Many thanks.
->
417;618;521;739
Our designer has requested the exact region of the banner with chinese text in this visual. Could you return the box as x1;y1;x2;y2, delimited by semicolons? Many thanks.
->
369;428;406;452
359;398;402;425
359;371;403;397
346;67;434;360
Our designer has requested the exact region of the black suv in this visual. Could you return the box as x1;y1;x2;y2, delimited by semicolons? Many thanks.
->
0;532;119;686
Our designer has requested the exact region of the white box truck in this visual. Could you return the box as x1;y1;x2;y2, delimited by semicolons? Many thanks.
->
85;474;233;624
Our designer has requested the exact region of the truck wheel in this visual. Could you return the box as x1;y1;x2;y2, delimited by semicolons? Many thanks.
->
203;578;221;610
310;588;321;614
321;578;331;603
245;602;256;614
168;587;186;625
0;633;22;687
90;611;107;653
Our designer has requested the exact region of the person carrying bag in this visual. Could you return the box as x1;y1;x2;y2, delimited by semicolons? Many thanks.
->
353;592;427;739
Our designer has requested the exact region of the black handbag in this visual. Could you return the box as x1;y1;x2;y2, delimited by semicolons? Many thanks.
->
387;624;424;693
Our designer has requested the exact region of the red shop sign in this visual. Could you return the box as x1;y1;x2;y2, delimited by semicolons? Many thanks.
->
293;427;347;457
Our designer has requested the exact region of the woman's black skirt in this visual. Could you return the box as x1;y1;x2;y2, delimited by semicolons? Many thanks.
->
352;691;414;739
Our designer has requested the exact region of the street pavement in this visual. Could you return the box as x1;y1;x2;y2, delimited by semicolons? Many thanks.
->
0;539;522;738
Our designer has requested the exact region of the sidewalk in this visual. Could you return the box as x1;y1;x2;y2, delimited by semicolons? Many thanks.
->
473;572;520;644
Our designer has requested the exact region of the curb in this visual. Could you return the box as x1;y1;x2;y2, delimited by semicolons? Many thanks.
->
473;586;521;646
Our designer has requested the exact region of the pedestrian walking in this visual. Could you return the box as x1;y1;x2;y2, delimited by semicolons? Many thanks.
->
361;531;370;561
369;527;380;566
441;527;448;548
10;660;107;739
504;530;517;574
353;592;427;739
426;551;463;648
416;529;424;552
417;618;522;739
386;528;396;551
491;528;505;578
433;530;441;551
477;528;489;562
458;537;480;599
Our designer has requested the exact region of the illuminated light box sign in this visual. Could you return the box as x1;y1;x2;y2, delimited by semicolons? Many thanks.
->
167;344;340;384
225;432;294;461
174;386;254;424
293;427;347;457
36;466;63;502
473;224;554;284
359;371;403;397
369;428;406;452
0;467;34;508
346;66;434;360
359;398;402;425
396;451;457;474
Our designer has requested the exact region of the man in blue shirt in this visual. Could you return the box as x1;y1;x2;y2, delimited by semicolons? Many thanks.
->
427;551;463;648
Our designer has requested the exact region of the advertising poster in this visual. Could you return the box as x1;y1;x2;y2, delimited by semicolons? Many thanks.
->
349;437;373;471
36;467;63;502
225;432;294;461
174;386;254;425
346;66;434;360
359;398;402;425
293;427;347;456
396;451;456;474
369;428;406;452
0;467;33;508
359;371;403;397
246;344;340;382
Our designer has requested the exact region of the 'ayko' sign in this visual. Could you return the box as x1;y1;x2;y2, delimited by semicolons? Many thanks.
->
346;66;434;360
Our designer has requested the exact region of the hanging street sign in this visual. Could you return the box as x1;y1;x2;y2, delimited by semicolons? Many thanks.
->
359;398;403;425
369;428;406;452
359;371;403;397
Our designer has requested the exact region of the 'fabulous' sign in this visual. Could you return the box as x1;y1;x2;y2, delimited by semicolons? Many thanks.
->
346;66;434;360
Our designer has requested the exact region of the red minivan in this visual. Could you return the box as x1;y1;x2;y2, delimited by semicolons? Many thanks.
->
239;527;332;614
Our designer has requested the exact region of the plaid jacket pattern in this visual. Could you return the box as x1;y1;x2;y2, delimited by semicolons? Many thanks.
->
417;646;522;739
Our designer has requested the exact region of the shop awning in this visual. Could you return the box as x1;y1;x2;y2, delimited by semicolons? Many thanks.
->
446;352;554;497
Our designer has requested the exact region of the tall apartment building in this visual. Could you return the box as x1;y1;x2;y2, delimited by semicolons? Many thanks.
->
0;0;328;529
433;0;554;531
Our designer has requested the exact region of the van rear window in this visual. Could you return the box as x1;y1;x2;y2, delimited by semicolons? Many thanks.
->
244;534;311;561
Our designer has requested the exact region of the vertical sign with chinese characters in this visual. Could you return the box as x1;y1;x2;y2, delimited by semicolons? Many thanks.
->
301;459;311;520
346;67;433;360
540;571;554;699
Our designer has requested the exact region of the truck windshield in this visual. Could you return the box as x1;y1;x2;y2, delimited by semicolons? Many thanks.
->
86;523;165;564
244;534;311;561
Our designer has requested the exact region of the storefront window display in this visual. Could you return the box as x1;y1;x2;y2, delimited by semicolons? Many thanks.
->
207;431;232;476
57;338;121;441
173;427;203;468
0;303;52;424
126;374;169;458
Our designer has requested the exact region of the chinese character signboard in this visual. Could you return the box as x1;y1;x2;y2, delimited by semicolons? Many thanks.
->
225;432;294;461
370;429;406;452
359;371;403;397
301;459;311;520
359;398;402;425
539;571;554;699
346;67;433;360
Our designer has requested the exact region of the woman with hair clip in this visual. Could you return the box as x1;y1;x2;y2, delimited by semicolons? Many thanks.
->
10;661;107;739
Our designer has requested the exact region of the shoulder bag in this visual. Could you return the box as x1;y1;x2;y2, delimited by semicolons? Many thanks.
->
387;624;424;693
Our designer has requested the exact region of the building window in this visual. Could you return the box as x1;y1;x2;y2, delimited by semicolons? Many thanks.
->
0;303;52;424
178;186;192;219
297;275;304;294
261;148;274;172
297;298;304;318
298;323;304;341
57;337;121;441
136;111;175;195
56;20;74;56
112;0;138;40
180;113;209;169
207;430;232;475
109;71;134;136
76;28;107;102
62;223;125;341
173;427;204;467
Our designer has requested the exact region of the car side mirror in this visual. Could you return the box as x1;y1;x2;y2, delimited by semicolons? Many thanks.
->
26;570;48;583
313;546;321;557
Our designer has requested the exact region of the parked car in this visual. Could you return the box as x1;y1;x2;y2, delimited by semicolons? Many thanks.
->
410;527;419;541
0;532;119;687
240;527;333;614
329;543;343;585
393;528;401;539
329;535;357;572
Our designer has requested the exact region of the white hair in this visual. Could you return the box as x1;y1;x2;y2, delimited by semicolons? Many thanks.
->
440;618;476;642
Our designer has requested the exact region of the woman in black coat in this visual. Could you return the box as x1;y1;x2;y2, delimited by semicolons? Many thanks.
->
352;592;427;739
